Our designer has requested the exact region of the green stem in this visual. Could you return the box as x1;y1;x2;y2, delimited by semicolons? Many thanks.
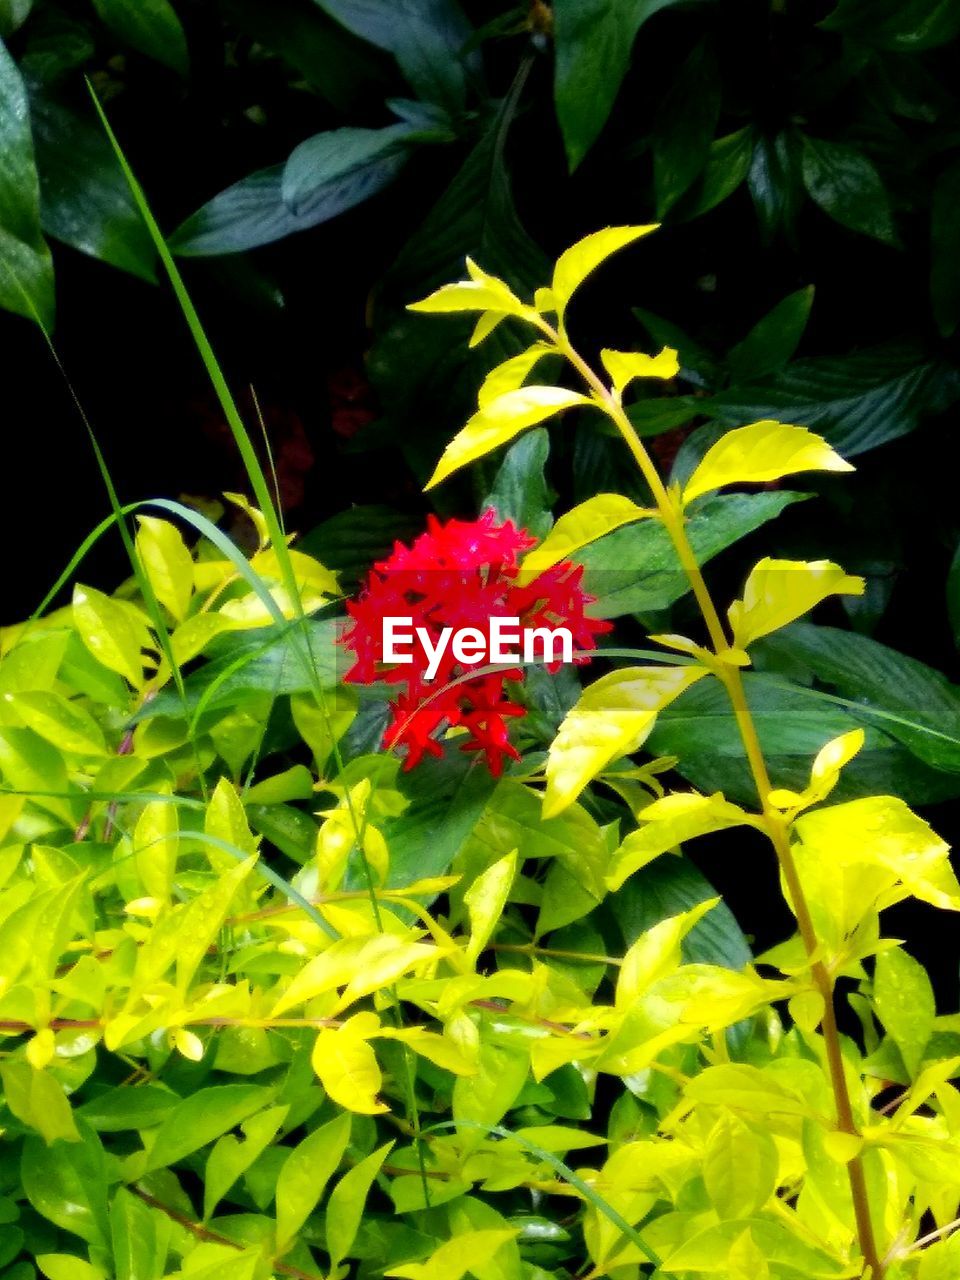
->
551;327;882;1279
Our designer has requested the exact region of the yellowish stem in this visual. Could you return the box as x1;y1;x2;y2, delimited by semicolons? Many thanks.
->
551;328;882;1279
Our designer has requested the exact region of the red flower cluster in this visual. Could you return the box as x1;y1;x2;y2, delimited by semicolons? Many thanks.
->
341;511;610;775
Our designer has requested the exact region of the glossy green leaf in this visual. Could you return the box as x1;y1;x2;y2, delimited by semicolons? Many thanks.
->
553;0;690;169
801;135;897;245
704;342;960;457
29;89;156;282
281;125;412;222
727;287;815;382
652;41;720;216
678;127;755;220
315;0;477;110
579;491;807;617
484;428;553;541
0;40;54;328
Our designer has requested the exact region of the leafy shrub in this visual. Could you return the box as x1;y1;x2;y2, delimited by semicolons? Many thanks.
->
3;217;960;1280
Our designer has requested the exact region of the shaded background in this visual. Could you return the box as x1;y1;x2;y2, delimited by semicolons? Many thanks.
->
3;0;960;991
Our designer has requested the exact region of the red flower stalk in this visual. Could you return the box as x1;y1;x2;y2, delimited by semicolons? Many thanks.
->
341;510;610;775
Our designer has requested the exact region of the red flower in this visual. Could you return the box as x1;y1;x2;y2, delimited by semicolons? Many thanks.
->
341;510;610;775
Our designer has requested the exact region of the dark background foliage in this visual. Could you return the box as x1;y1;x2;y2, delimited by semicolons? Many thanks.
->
3;0;960;988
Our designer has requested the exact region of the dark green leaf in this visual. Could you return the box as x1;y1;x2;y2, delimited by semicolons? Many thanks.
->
0;40;54;328
677;126;754;220
90;0;188;74
632;306;721;389
298;507;419;582
281;125;413;220
613;856;751;969
137;619;338;720
625;396;700;437
580;491;807;617
931;157;960;337
220;0;389;111
484;427;554;540
727;287;814;382
821;0;960;52
314;0;478;111
0;0;32;36
705;342;960;455
648;671;960;806
28;88;156;281
171;166;320;257
378;753;498;889
652;42;720;216
757;621;960;773
800;135;897;245
554;0;694;170
748;131;803;243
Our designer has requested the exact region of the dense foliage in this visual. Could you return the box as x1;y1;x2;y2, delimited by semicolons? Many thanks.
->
4;3;960;1279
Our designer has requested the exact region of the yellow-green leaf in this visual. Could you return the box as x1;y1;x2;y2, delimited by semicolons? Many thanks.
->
73;584;149;687
136;515;194;622
409;259;532;320
463;849;517;966
325;1141;394;1271
387;1230;519;1280
375;1026;476;1075
134;795;179;902
170;613;240;665
425;387;589;491
682;420;853;506
311;1014;388;1115
544;665;709;818
616;899;717;1006
607;792;751;891
37;1257;105;1280
275;1111;351;1251
552;226;658;318
599;346;679;394
728;558;864;648
520;494;655;580
703;1113;778;1218
0;1061;80;1144
478;343;552;408
2;690;106;756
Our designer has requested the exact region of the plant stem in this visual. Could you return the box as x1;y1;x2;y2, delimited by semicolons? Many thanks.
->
552;328;882;1278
